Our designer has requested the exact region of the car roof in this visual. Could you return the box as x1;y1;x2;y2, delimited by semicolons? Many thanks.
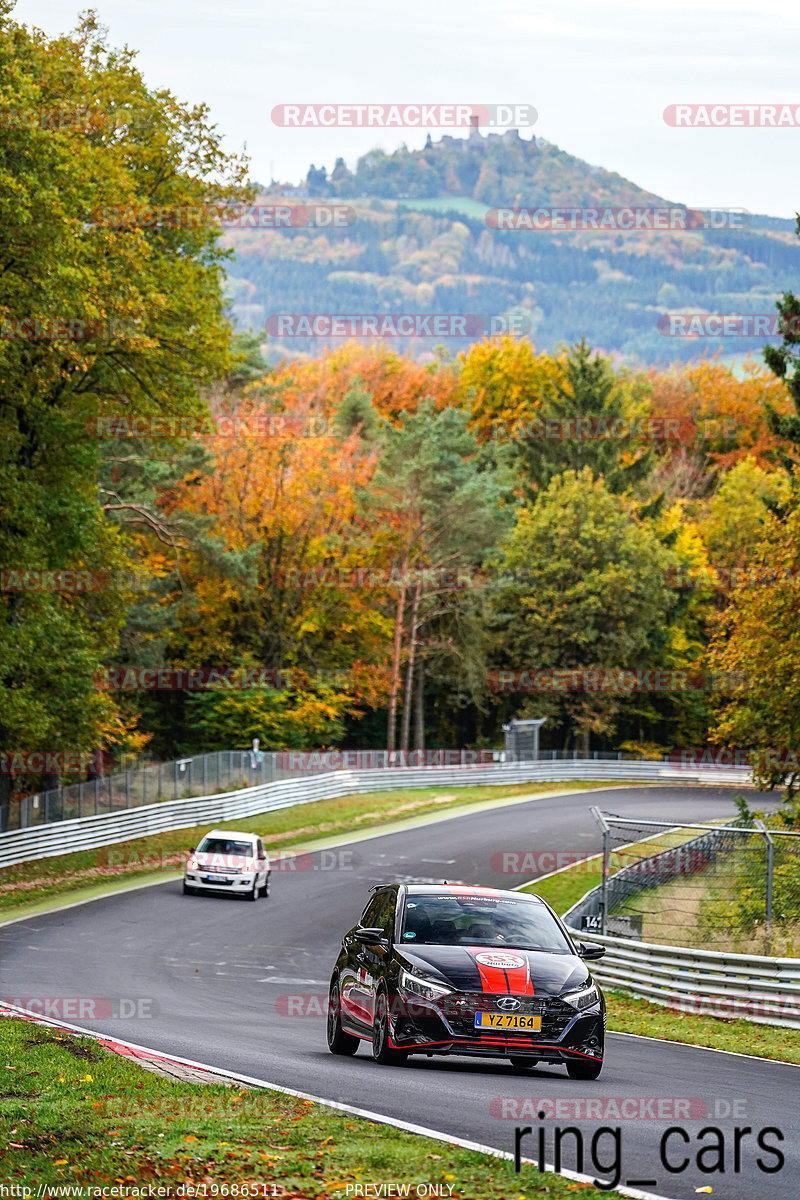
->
201;829;258;840
399;884;544;903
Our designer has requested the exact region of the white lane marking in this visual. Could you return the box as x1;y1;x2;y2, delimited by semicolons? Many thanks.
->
0;1002;677;1200
420;858;456;864
259;976;327;985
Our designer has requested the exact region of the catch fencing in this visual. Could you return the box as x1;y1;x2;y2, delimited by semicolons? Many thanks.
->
560;808;800;1027
564;808;800;956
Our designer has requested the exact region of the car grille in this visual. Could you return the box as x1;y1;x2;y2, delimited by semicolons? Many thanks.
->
442;993;574;1041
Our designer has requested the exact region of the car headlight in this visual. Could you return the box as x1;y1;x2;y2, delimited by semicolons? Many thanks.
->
562;983;600;1010
188;859;199;870
398;968;454;1002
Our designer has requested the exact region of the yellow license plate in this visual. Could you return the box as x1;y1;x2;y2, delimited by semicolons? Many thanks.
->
474;1013;541;1031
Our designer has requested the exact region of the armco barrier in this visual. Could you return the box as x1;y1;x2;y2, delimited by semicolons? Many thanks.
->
0;758;753;869
564;929;800;1029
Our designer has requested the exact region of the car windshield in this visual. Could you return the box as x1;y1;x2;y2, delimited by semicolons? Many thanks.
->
198;838;253;856
400;894;573;953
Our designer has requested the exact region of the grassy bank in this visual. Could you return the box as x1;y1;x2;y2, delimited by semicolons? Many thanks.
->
0;1016;613;1198
0;780;617;917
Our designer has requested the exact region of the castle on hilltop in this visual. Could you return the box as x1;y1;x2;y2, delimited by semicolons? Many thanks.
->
436;114;536;152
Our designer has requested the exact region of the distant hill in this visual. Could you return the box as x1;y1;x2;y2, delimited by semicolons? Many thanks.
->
224;129;800;365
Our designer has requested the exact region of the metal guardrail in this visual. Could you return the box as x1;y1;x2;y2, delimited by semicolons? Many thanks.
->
565;929;800;1029
0;758;754;869
3;746;753;833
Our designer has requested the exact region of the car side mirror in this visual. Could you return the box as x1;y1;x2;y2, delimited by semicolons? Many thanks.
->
577;941;606;960
188;847;195;854
355;926;387;946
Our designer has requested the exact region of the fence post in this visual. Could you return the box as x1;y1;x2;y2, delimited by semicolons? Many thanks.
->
94;777;99;814
174;760;178;801
590;805;611;936
142;767;147;807
125;771;131;808
755;819;775;955
203;754;207;792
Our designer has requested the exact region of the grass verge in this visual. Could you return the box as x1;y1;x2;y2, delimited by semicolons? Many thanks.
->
522;845;800;1065
0;1016;613;1199
0;780;618;917
603;990;800;1064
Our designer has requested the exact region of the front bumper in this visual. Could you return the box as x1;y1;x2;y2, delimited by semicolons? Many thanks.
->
185;870;257;893
387;990;604;1062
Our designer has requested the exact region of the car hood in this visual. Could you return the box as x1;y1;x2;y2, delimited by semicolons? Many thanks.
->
396;944;590;998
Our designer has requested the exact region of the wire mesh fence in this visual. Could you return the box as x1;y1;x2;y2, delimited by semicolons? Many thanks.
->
6;751;278;831
566;808;800;956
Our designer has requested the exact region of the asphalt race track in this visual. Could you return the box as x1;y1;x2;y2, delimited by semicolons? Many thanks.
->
2;785;797;1199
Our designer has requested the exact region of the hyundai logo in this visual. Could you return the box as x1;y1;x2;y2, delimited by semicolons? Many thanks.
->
496;996;521;1011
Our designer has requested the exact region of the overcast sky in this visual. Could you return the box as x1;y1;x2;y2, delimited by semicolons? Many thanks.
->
13;0;800;217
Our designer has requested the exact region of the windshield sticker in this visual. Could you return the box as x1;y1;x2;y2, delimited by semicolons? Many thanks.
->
403;931;416;939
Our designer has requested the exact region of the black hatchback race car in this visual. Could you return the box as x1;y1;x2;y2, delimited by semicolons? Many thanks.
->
327;883;606;1078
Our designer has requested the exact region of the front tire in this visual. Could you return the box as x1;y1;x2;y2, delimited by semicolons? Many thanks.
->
247;878;259;902
327;980;359;1056
182;880;195;896
260;873;270;898
566;1056;603;1080
372;990;406;1066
